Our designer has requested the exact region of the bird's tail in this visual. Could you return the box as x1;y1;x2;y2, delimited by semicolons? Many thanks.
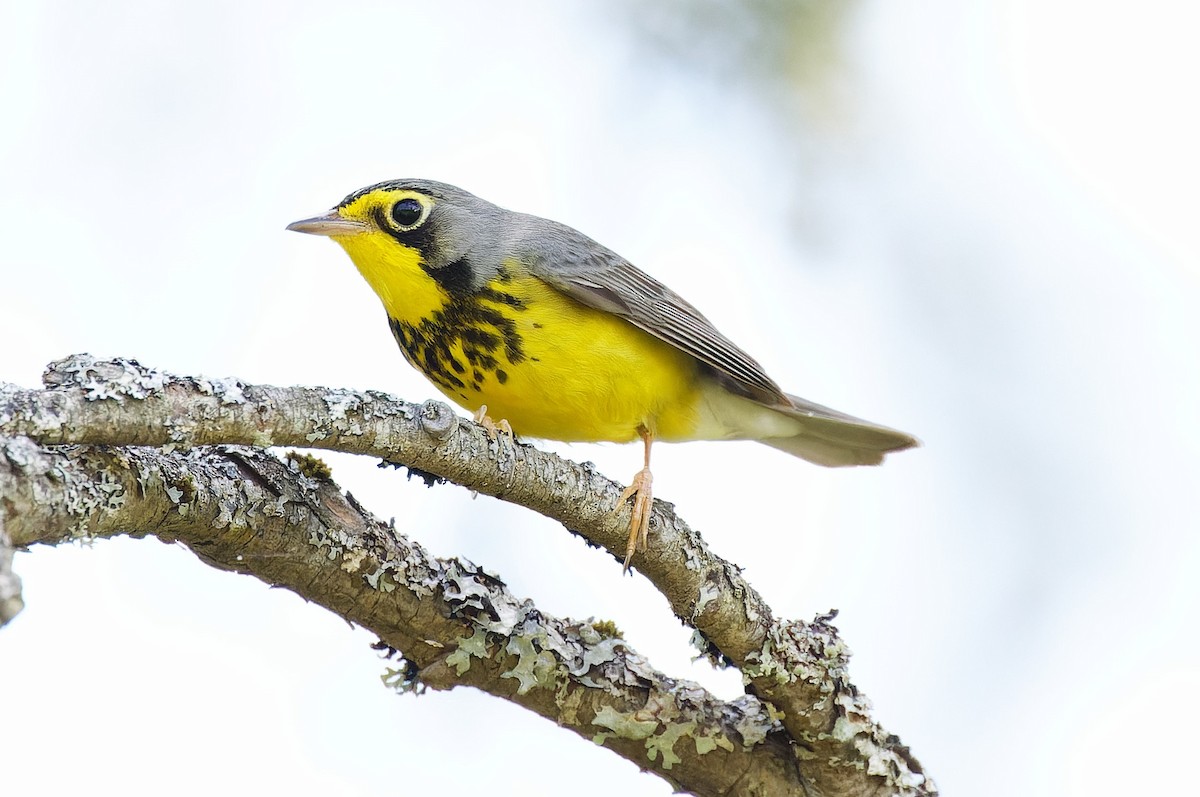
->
758;393;918;467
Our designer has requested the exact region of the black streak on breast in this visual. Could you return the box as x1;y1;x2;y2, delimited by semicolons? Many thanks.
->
387;286;529;400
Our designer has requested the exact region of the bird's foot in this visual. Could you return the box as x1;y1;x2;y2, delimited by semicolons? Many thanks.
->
614;466;653;573
473;405;514;444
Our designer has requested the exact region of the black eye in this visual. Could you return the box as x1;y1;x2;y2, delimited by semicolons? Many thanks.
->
390;198;424;228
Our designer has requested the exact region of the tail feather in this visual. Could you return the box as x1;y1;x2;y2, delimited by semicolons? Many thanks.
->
759;393;918;467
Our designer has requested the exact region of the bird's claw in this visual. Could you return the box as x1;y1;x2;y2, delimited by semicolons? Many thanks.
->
473;405;514;444
614;466;653;573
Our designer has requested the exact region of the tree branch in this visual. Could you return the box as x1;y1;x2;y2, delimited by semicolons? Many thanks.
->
0;355;936;796
1;438;803;795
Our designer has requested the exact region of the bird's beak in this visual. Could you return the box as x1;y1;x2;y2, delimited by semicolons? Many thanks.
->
286;210;369;237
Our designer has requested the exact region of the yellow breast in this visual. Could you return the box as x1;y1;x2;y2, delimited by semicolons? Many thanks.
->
336;232;703;442
467;272;704;442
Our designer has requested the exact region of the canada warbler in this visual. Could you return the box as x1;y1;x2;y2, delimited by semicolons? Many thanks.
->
288;179;917;569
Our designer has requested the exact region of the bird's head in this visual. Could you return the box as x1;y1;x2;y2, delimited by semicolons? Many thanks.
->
288;179;508;299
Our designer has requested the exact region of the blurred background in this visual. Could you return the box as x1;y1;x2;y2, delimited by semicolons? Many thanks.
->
2;1;1196;794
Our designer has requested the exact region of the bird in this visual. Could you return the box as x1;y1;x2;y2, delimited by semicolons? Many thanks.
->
287;179;917;571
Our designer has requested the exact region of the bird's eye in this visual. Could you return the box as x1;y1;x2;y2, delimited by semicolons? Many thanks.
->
390;198;424;229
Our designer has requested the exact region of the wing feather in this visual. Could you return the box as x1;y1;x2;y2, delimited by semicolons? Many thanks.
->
519;220;787;405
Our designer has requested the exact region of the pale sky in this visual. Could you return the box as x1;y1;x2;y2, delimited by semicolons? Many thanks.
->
2;2;1197;795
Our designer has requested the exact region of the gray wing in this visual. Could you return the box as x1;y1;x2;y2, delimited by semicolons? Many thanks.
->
516;217;788;406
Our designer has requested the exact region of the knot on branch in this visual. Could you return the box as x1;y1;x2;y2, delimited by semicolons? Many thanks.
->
418;399;457;440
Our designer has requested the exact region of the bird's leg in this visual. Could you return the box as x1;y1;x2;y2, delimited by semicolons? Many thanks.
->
473;404;514;444
615;426;654;572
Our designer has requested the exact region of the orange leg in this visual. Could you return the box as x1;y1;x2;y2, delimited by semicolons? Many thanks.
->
614;426;654;572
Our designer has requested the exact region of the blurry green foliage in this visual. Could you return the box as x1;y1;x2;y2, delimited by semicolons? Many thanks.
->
615;0;860;124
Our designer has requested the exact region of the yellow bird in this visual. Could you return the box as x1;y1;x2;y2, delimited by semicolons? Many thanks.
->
288;180;917;569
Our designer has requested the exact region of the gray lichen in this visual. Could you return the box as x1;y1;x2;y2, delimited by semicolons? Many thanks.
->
728;695;779;748
592;703;659;743
694;578;720;616
445;626;490;675
591;697;738;770
64;452;127;537
0;383;20;428
195;376;248;405
43;354;168;402
502;631;559;694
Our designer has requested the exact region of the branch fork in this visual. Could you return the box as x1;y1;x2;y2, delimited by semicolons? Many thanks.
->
0;354;935;797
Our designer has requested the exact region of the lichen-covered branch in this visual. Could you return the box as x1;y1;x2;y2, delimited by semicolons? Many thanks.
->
0;437;803;796
0;355;936;796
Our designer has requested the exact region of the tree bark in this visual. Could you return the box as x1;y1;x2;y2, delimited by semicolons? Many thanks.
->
0;355;936;797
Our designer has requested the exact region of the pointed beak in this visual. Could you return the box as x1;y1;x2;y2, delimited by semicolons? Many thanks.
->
286;210;369;237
